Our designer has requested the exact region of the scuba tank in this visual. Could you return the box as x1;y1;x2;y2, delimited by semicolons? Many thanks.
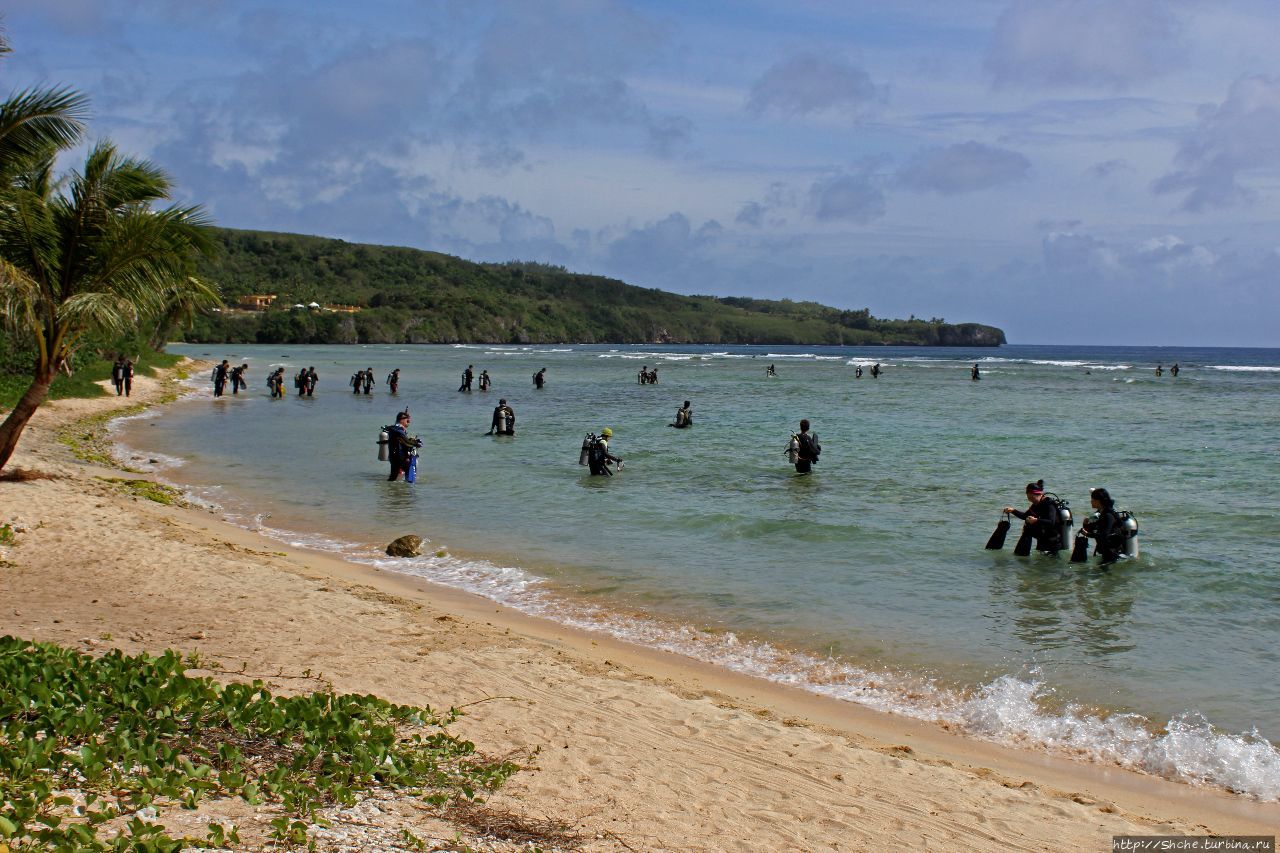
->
786;434;800;464
1057;500;1073;552
377;428;389;461
1119;511;1140;557
579;433;595;466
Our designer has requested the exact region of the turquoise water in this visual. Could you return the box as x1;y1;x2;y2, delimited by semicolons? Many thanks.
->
119;343;1280;798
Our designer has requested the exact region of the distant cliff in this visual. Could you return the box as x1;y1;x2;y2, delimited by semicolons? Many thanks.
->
184;229;1006;347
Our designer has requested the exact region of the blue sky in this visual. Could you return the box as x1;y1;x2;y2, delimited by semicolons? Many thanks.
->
8;0;1280;345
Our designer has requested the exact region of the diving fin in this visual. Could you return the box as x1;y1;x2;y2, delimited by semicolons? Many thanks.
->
1070;535;1090;563
985;517;1011;550
1012;528;1033;557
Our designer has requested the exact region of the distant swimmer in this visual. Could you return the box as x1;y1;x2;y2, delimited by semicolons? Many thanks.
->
488;399;515;436
581;427;621;475
478;369;491;392
971;363;981;381
766;364;777;376
785;419;821;474
670;400;693;428
1003;480;1068;556
854;366;862;379
870;363;881;379
1170;363;1180;377
386;368;400;394
533;367;547;389
1155;363;1163;377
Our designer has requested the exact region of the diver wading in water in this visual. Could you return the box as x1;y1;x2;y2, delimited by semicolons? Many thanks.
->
488;400;515;436
1071;487;1140;564
786;419;821;474
579;427;621;475
382;411;422;482
670;400;693;428
1003;480;1071;556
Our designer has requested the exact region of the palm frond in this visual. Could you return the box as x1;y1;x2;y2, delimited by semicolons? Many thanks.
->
0;87;89;168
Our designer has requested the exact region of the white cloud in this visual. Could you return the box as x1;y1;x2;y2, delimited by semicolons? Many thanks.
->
1153;75;1280;211
808;174;886;223
896;141;1030;194
746;53;881;118
985;0;1185;89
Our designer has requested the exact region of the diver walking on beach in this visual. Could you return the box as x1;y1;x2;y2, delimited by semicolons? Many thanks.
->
786;419;821;474
230;364;247;395
112;357;126;396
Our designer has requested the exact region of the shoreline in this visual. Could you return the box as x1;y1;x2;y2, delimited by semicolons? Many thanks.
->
3;364;1277;848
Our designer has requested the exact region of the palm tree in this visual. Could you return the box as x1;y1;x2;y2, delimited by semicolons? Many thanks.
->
0;141;218;471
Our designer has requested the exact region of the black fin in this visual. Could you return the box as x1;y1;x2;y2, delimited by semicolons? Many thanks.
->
985;519;1010;550
1013;528;1033;557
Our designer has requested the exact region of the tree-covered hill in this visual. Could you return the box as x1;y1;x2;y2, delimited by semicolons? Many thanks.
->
185;228;1006;346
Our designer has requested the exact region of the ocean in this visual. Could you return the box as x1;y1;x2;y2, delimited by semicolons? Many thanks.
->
116;342;1280;799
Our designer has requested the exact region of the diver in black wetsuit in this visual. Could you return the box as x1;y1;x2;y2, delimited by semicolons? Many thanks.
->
1078;487;1124;564
1004;479;1063;554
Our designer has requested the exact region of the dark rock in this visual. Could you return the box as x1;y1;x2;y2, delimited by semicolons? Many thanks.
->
385;535;423;558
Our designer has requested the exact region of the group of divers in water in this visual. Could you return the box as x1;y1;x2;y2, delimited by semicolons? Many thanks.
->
209;358;1144;566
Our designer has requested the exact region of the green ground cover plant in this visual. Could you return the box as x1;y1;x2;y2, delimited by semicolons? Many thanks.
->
0;638;520;850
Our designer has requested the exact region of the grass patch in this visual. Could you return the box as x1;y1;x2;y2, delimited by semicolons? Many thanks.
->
0;523;15;547
0;349;184;412
98;477;186;506
0;638;522;850
55;373;185;470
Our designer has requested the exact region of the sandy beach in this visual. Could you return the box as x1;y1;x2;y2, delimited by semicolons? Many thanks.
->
1;364;1276;851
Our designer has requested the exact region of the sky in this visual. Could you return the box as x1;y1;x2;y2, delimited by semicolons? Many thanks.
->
7;0;1280;346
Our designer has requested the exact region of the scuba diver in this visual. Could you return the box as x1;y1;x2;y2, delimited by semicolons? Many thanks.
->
533;368;547;389
305;367;318;396
786;419;821;474
386;368;400;394
230;364;248;394
638;366;649;384
488;399;515;436
870;363;881;379
766;364;777;376
1155;363;1163;377
1072;487;1137;564
362;367;375;394
1171;363;1180;377
582;427;621;475
268;368;285;398
1003;480;1069;555
478;370;491;391
971;363;980;381
112;357;126;396
854;366;862;379
458;365;474;392
384;410;422;482
351;370;364;394
212;360;230;397
670;400;693;428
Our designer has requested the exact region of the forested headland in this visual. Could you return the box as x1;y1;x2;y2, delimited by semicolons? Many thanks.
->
185;228;1006;347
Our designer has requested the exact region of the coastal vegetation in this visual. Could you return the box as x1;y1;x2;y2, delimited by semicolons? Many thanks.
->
0;47;220;472
186;227;1006;348
0;637;519;850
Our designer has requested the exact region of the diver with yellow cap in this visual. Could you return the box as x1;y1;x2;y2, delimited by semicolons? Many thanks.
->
580;427;622;475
